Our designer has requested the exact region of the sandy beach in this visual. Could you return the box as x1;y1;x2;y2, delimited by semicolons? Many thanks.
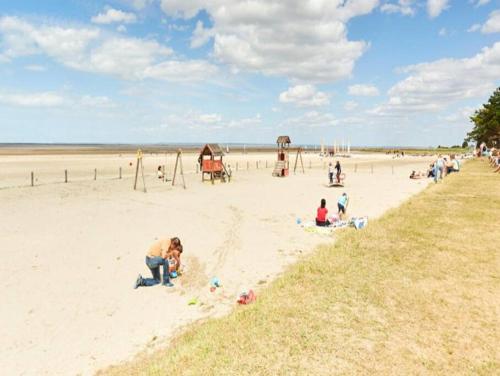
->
0;151;434;375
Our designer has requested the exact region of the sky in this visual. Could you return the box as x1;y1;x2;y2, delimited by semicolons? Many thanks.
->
0;0;499;147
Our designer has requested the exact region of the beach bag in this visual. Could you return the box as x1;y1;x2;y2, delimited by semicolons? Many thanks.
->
353;217;368;230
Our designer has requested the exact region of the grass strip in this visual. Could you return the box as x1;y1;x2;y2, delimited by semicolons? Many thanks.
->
101;159;499;376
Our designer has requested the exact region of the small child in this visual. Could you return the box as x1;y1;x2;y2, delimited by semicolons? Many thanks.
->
337;192;349;220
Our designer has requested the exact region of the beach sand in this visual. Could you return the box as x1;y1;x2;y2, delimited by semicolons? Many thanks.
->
0;151;434;375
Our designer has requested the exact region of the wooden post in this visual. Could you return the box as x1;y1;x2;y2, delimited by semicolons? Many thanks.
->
65;169;68;183
256;161;259;169
119;167;122;179
371;164;374;174
172;149;186;189
94;168;97;180
265;160;268;168
309;160;312;169
31;171;34;187
196;164;199;174
236;162;239;171
162;164;166;182
247;161;249;170
354;164;357;173
133;149;146;192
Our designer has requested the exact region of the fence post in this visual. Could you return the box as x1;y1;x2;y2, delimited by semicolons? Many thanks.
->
196;164;199;174
247;161;249;170
309;160;312;169
31;171;34;186
256;161;259;169
371;164;373;174
236;162;239;171
119;167;122;179
265;160;268;168
94;168;97;180
65;169;68;183
354;164;357;173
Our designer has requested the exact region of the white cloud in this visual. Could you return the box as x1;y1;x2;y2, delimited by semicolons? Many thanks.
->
0;16;218;82
482;10;500;34
280;111;338;128
190;21;215;48
91;8;137;24
440;106;476;123
142;60;218;81
380;1;416;16
348;84;380;96
344;100;359;111
279;85;330;107
427;0;449;18
157;110;261;131
125;0;154;10
0;91;66;107
24;64;46;72
470;0;490;7
370;42;500;117
199;113;222;124
467;24;481;32
80;95;115;108
160;0;378;83
117;25;127;33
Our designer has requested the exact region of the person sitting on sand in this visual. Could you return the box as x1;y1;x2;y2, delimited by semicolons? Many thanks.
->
316;198;330;227
157;165;164;179
338;192;349;220
335;161;342;183
134;237;182;288
410;171;425;179
427;163;435;178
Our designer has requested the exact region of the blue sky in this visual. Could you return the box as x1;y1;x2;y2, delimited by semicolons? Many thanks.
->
0;0;498;146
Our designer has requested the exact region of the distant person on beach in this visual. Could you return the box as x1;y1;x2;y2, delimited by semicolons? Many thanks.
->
410;170;425;179
157;165;164;179
328;163;334;184
316;198;330;227
335;161;342;183
338;193;349;219
434;155;444;182
134;237;182;288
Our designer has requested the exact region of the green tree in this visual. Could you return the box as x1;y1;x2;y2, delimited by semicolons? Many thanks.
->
466;87;500;146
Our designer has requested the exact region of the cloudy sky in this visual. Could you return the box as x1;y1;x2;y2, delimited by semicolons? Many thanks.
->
0;0;499;146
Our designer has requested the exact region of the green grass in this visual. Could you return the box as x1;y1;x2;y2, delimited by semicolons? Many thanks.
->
100;159;499;376
355;147;469;155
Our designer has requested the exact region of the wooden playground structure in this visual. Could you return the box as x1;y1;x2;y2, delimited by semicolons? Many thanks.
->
272;136;304;177
199;144;231;184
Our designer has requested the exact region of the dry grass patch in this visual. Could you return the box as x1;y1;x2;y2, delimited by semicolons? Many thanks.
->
100;159;499;376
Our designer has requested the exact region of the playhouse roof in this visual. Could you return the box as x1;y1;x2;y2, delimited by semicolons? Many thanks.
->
276;135;291;144
200;143;224;156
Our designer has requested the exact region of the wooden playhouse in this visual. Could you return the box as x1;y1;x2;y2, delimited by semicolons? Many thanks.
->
199;143;230;183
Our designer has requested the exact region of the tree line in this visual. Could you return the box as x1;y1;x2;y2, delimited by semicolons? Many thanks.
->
466;87;500;147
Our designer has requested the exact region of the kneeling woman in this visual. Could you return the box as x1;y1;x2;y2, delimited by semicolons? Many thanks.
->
134;237;182;288
316;198;331;227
